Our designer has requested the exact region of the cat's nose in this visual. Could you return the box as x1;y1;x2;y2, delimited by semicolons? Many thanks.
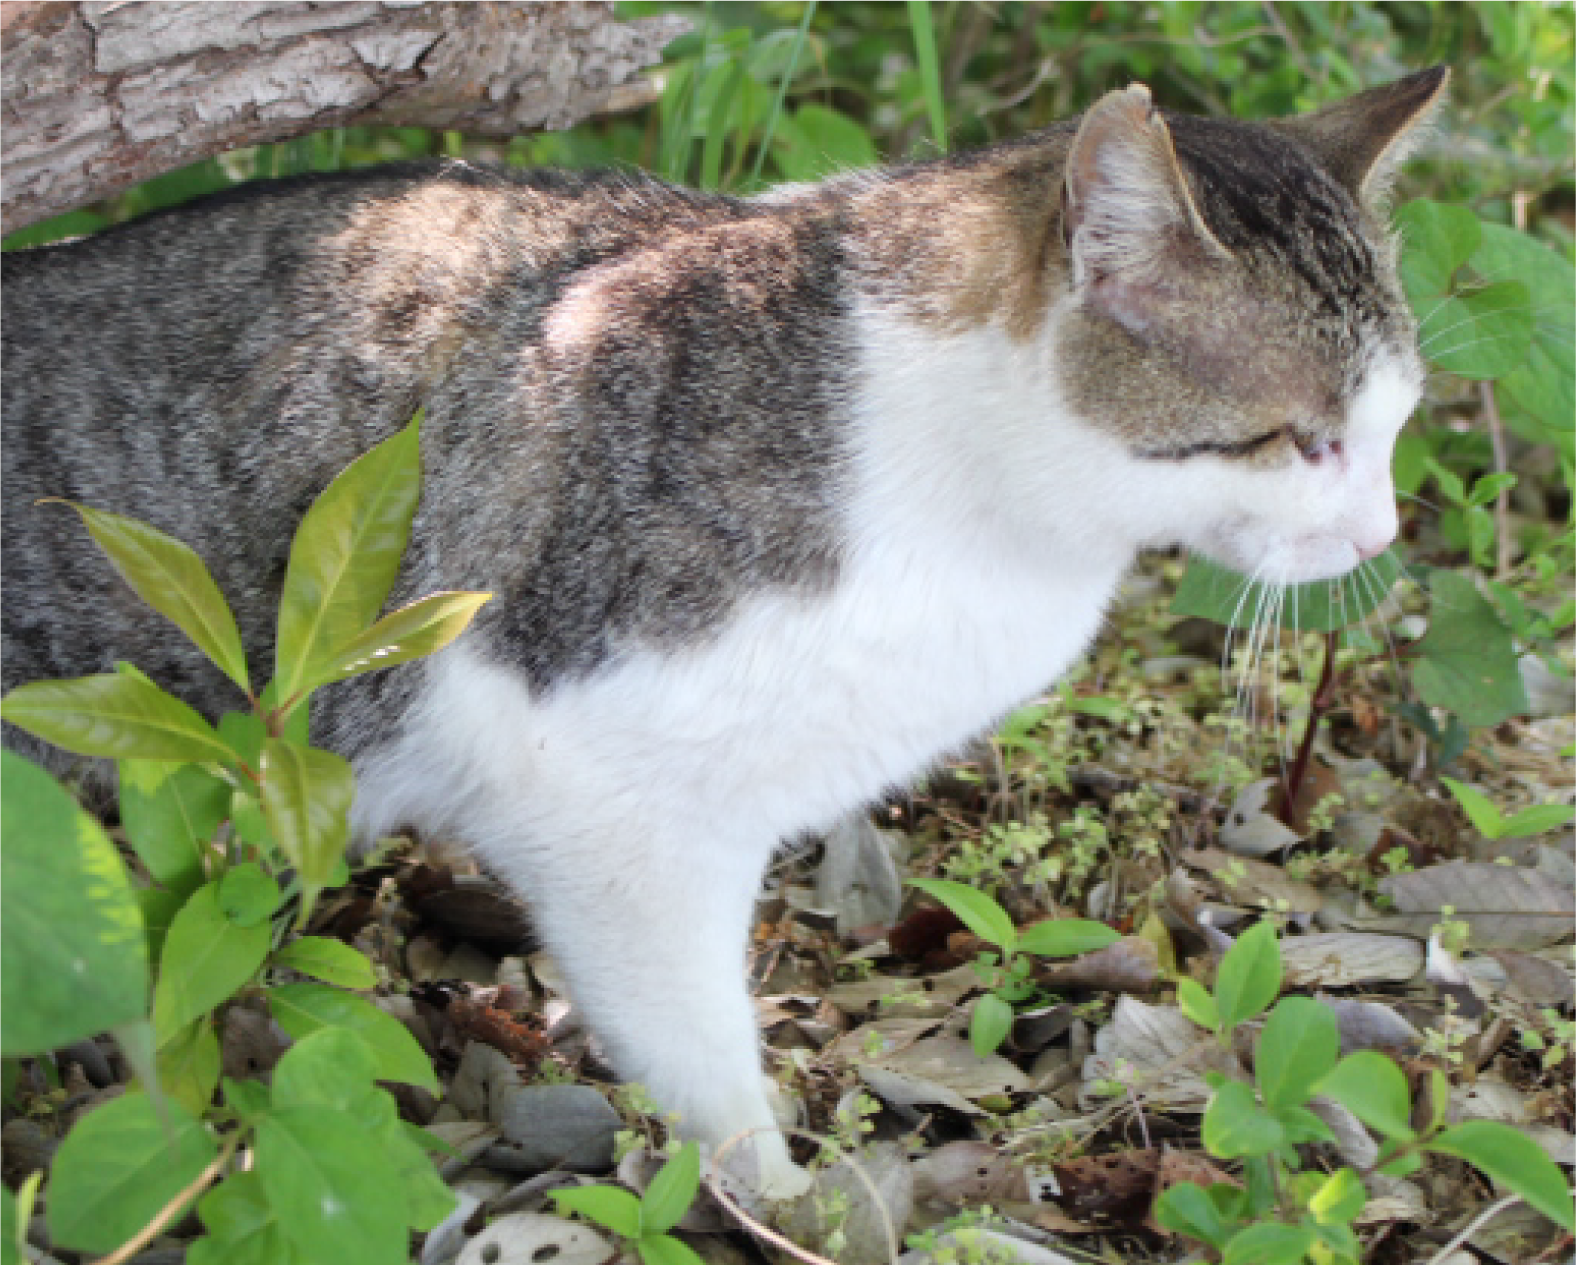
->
1355;532;1394;562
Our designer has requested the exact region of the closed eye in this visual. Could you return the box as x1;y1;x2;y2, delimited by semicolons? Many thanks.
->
1134;426;1294;464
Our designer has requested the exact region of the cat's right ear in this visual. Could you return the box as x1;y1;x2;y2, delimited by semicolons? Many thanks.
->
1062;84;1230;329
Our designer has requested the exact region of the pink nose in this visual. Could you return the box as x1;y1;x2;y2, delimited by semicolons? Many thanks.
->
1356;534;1394;562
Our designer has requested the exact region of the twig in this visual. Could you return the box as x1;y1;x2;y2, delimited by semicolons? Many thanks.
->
1424;1193;1522;1265
93;1133;241;1265
1479;380;1514;579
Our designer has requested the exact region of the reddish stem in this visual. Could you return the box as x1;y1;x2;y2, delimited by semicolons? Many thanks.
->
1274;628;1341;825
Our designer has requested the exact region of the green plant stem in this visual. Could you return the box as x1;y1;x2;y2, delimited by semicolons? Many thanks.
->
748;0;817;187
1272;628;1340;825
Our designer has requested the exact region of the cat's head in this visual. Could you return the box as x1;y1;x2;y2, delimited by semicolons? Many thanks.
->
1054;69;1448;583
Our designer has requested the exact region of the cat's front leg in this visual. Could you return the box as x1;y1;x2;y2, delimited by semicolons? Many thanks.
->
476;811;812;1200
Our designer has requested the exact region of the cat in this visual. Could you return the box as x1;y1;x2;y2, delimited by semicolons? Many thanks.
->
2;68;1446;1197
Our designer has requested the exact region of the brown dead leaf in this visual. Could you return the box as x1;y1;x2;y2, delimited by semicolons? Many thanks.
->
1279;932;1423;987
911;1141;1029;1206
1184;847;1324;914
1486;949;1576;1005
1033;936;1160;994
1051;1150;1158;1227
1379;861;1576;950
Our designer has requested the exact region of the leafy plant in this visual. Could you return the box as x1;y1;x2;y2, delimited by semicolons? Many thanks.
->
1439;777;1576;840
552;1141;707;1265
1;414;486;1264
907;878;1119;1056
1159;923;1575;1261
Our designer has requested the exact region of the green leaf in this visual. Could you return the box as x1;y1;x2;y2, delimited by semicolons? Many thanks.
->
273;937;377;989
1501;803;1576;839
259;737;354;891
1466;471;1518;509
1277;1104;1337;1145
267;983;439;1092
194;1170;298;1265
1;752;149;1056
908;878;1016;950
154;1017;221;1118
1309;1167;1365;1225
1440;776;1505;839
1014;919;1120;959
275;414;422;700
1177;977;1221;1033
553;1184;645;1239
60;503;250;693
255;1108;406;1265
379;1120;456;1232
1213;921;1282;1032
970;993;1015;1058
906;0;947;153
0;673;234;763
271;1028;379;1114
45;1093;216;1252
1255;997;1340;1113
1220;1221;1316;1265
1472;224;1575;433
1397;200;1481;301
1171;550;1403;633
1420;281;1534;380
641;1142;701;1236
1314;1052;1415;1141
223;1076;271;1123
1413;571;1531;728
119;759;230;889
1429;1120;1576;1232
638;1234;709;1265
153;881;270;1045
217;862;282;928
1153;1182;1235;1249
776;104;878;181
1202;1080;1286;1159
294;591;491;699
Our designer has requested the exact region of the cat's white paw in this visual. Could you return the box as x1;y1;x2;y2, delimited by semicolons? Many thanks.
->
754;1155;814;1202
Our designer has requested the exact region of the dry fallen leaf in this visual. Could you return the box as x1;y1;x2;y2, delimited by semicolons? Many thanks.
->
1379;861;1576;950
1279;932;1423;987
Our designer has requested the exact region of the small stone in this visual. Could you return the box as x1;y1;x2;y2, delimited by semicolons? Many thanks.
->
487;1084;620;1173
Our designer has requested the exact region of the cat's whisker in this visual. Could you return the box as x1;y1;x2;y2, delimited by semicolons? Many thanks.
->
1396;489;1441;513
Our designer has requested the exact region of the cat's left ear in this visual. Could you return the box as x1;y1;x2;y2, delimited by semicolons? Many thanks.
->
1274;67;1450;206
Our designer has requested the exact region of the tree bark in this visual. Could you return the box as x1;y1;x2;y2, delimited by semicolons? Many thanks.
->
2;1;688;232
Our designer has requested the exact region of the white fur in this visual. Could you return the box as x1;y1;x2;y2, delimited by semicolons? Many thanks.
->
352;293;1415;1194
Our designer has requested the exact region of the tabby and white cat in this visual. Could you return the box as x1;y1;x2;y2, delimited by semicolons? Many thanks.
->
2;69;1446;1195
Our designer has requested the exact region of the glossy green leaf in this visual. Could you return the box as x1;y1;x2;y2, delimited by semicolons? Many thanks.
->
259;737;354;891
154;1017;221;1118
274;936;377;989
970;993;1015;1058
1440;776;1504;838
62;503;250;692
195;1170;296;1265
118;759;229;889
908;878;1016;950
1177;977;1221;1033
1172;549;1403;633
1202;1080;1286;1159
275;415;422;700
1429;1120;1575;1231
776;104;878;181
1501;802;1576;838
1153;1181;1234;1249
380;1120;456;1232
1413;571;1530;728
1;751;148;1055
46;1093;215;1252
1255;997;1340;1113
1220;1221;1316;1265
272;1029;379;1114
1473;224;1575;433
1014;919;1121;959
267;984;439;1092
256;1108;406;1265
1420;281;1534;380
638;1234;708;1265
294;590;491;699
1314;1052;1414;1141
1397;199;1481;301
217;862;281;928
641;1142;701;1235
553;1184;645;1239
1309;1167;1366;1225
152;881;270;1045
0;673;234;763
1213;921;1282;1032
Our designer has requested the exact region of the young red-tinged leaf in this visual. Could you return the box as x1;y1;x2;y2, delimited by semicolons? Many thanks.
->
1;751;149;1056
1314;1052;1415;1142
152;881;270;1045
1439;776;1505;839
1014;918;1120;959
259;738;354;890
119;759;230;890
274;414;422;699
640;1142;701;1235
1254;997;1339;1113
1428;1120;1576;1231
1202;1081;1286;1159
255;1108;406;1265
267;983;439;1092
553;1184;645;1239
1220;1221;1316;1265
970;992;1015;1058
1;673;235;763
1213;921;1282;1032
295;590;492;698
907;878;1016;950
638;1233;708;1265
61;503;250;692
1177;977;1221;1033
1153;1182;1235;1249
46;1093;216;1252
273;936;377;989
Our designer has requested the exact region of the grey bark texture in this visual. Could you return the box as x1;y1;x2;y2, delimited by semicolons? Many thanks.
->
1;1;688;232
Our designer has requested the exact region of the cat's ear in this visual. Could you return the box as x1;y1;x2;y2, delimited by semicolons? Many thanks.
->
1062;82;1231;291
1274;67;1449;206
